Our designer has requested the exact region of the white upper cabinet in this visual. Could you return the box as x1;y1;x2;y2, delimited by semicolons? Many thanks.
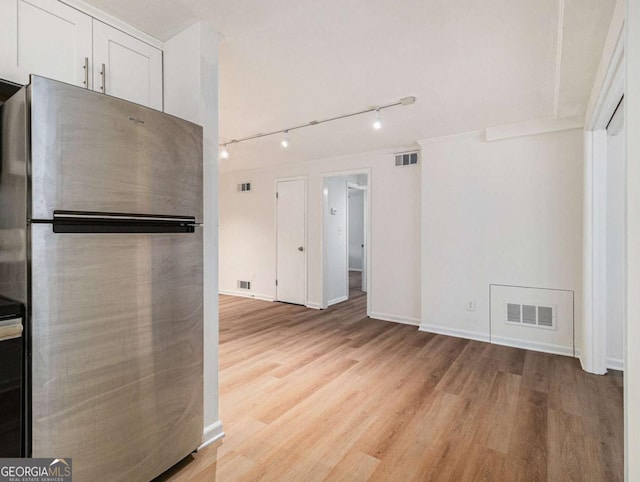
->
93;21;163;110
0;0;92;87
0;0;164;110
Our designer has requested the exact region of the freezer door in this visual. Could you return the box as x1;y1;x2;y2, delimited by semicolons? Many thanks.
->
30;224;203;482
29;76;203;222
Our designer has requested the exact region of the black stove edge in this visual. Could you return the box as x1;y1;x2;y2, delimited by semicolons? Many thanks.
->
0;295;24;319
0;78;23;103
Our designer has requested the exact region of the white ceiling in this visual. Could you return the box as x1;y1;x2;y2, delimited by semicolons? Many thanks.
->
81;0;615;171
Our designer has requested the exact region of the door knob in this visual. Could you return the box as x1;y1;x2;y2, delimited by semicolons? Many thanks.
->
298;246;304;252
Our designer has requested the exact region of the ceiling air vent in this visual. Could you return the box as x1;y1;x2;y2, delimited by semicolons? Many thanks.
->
237;182;252;192
395;151;419;167
505;302;556;329
238;280;251;290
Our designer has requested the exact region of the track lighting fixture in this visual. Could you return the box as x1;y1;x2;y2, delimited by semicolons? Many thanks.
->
218;96;416;156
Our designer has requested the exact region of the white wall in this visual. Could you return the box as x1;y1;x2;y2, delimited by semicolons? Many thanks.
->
219;147;421;324
626;0;640;476
419;130;584;345
348;189;364;270
323;176;348;305
164;21;223;447
606;123;625;369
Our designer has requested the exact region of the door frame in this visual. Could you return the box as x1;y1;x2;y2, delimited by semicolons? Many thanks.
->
582;19;625;374
321;168;372;316
274;176;308;305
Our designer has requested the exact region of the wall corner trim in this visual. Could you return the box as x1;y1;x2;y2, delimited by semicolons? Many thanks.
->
418;323;490;342
485;116;584;142
199;420;224;451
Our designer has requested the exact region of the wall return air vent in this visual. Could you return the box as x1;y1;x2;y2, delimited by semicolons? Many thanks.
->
238;280;251;290
395;151;419;167
505;302;555;329
237;182;252;192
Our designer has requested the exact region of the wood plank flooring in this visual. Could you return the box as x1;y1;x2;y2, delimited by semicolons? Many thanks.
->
158;273;623;481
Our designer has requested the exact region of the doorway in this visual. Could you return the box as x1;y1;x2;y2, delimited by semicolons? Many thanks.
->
322;172;369;313
275;178;306;305
348;182;367;295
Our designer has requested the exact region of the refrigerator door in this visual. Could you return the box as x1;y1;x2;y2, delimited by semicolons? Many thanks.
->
30;224;203;482
29;76;203;223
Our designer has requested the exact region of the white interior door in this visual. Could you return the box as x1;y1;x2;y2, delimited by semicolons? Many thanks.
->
92;20;163;110
276;179;306;305
0;0;92;86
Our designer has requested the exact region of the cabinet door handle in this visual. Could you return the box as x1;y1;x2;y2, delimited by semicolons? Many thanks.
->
100;63;106;93
83;57;89;88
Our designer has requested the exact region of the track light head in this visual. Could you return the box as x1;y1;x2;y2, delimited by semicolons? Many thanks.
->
373;110;382;130
220;145;229;159
281;130;289;148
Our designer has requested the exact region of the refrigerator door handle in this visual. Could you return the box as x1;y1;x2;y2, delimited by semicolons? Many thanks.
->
53;212;196;223
50;211;199;234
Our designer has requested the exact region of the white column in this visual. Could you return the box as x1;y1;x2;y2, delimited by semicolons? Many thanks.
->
582;129;608;374
164;21;224;447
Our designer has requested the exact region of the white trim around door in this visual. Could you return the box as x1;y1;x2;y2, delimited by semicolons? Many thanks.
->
582;16;625;374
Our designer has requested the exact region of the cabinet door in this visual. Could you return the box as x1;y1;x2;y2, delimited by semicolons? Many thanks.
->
0;0;92;87
93;21;163;110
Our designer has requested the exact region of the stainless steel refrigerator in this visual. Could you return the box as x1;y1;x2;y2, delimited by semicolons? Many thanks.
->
0;76;204;481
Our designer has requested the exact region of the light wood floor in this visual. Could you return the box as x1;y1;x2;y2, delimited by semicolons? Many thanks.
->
158;272;623;481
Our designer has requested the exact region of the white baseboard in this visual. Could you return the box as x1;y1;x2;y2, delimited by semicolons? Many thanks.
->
419;323;490;342
219;289;274;302
490;335;574;357
573;348;625;373
328;296;348;306
607;357;624;371
198;420;224;451
370;312;420;326
575;348;586;370
305;302;322;310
